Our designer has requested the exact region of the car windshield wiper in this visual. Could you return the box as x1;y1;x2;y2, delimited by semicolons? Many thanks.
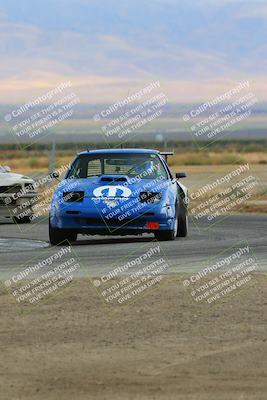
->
87;174;100;177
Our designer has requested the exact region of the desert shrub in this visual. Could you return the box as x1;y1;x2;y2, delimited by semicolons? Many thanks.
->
184;154;211;165
220;153;246;165
28;158;48;169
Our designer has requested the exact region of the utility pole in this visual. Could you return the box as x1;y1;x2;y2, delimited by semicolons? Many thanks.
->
48;139;56;174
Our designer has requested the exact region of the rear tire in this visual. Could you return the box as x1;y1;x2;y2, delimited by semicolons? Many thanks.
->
49;220;77;245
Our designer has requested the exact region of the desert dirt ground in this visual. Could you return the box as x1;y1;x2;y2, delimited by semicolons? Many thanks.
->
1;274;267;400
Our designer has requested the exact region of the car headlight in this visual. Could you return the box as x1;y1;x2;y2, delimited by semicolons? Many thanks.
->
139;192;162;203
63;191;84;202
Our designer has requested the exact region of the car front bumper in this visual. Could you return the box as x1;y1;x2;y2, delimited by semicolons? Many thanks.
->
50;198;176;235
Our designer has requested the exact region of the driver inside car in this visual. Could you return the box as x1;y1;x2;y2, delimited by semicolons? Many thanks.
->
131;158;164;179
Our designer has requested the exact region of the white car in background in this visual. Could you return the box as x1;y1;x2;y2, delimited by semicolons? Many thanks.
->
0;166;37;223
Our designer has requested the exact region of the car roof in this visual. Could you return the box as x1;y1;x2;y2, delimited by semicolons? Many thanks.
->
78;148;160;156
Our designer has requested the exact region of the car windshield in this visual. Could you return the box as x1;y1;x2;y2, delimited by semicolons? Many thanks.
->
66;153;168;180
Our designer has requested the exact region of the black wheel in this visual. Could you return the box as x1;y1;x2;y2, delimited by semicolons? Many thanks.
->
177;214;188;237
13;216;32;224
154;215;178;241
49;220;77;245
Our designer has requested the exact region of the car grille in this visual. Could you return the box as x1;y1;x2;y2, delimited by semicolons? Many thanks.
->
0;185;22;194
24;183;35;191
75;217;148;226
0;198;16;205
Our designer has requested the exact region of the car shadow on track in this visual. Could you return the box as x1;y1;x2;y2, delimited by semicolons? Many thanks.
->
71;235;155;246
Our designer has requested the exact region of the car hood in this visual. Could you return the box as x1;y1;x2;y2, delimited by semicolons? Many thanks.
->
0;172;34;186
56;175;169;198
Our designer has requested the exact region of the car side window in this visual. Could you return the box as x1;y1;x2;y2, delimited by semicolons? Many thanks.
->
67;159;81;178
158;156;173;180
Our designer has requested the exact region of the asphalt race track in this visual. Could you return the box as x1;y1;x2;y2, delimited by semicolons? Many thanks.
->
0;214;266;281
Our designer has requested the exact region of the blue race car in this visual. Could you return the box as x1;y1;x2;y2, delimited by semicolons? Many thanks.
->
49;148;188;244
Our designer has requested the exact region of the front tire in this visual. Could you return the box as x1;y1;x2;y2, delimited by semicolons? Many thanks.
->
13;216;32;224
49;221;77;245
177;214;188;237
154;215;178;241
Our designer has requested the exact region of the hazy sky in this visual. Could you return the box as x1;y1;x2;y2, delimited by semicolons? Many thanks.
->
0;0;266;103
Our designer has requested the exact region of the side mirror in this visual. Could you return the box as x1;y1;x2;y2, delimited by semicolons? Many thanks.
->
175;172;187;179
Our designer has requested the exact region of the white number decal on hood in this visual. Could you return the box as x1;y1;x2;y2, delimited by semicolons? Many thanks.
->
93;185;132;198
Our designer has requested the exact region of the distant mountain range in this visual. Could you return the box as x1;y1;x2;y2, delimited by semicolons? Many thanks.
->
0;0;267;103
